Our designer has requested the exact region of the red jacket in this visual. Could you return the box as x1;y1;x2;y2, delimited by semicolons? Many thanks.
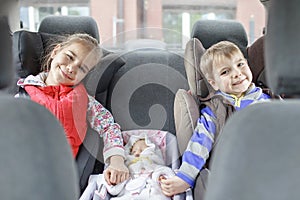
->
25;84;88;157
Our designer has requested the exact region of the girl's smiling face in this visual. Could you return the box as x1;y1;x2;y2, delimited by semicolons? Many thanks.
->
45;42;97;86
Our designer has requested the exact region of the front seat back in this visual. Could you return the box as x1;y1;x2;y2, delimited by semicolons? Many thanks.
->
0;95;80;200
0;16;13;91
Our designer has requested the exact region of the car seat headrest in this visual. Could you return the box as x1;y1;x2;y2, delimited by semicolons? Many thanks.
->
184;37;214;98
191;19;248;56
186;20;248;99
13;30;62;78
38;15;100;43
265;0;300;95
0;16;13;90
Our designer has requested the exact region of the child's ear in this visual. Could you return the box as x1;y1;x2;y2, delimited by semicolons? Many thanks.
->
208;79;219;91
50;44;61;58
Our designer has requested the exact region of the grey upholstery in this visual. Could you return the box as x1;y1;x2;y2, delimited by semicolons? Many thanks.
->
38;15;100;43
0;94;79;200
174;38;205;155
191;19;248;56
205;101;300;200
104;45;188;134
84;49;125;106
0;16;13;91
265;0;300;95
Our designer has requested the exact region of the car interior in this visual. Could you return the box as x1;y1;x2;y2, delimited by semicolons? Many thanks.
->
1;0;300;199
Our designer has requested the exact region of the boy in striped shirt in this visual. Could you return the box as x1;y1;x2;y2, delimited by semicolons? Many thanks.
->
161;41;270;197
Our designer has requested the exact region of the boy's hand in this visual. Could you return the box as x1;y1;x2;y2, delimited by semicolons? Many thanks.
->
104;155;129;185
160;176;190;196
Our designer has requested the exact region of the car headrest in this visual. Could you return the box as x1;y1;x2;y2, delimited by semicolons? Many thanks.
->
13;30;62;78
38;15;100;43
184;37;212;98
191;19;248;56
0;16;13;90
265;0;300;95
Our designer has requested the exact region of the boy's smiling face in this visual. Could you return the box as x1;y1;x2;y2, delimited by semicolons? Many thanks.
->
208;51;253;97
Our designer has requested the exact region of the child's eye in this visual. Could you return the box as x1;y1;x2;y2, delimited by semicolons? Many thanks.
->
220;70;228;76
66;53;73;60
79;66;87;73
79;65;90;73
237;62;245;67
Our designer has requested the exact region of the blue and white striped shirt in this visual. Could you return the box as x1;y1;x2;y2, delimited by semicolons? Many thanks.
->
176;84;271;187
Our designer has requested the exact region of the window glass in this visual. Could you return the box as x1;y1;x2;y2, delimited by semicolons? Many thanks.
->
19;0;266;50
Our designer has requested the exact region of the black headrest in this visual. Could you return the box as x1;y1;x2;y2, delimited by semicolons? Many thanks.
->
191;19;248;56
13;30;61;78
0;16;13;90
38;15;100;43
265;0;300;95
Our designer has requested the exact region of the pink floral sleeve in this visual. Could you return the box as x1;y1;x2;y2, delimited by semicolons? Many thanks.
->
87;95;125;163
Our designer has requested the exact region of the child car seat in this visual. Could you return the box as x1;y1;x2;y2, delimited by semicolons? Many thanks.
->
174;19;249;199
175;19;249;155
12;15;114;193
80;129;191;200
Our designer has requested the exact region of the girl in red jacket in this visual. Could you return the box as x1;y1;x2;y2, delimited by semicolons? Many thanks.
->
17;33;129;186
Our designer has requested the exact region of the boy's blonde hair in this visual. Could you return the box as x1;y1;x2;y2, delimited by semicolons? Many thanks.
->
200;41;243;80
41;33;102;72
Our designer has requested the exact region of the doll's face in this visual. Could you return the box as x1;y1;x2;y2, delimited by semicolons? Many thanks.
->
131;139;148;157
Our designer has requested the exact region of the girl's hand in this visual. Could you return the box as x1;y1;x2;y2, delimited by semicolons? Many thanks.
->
160;176;190;196
104;155;129;185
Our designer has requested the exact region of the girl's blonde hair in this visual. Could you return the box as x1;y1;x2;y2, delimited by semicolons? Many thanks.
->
41;33;102;72
200;41;243;80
